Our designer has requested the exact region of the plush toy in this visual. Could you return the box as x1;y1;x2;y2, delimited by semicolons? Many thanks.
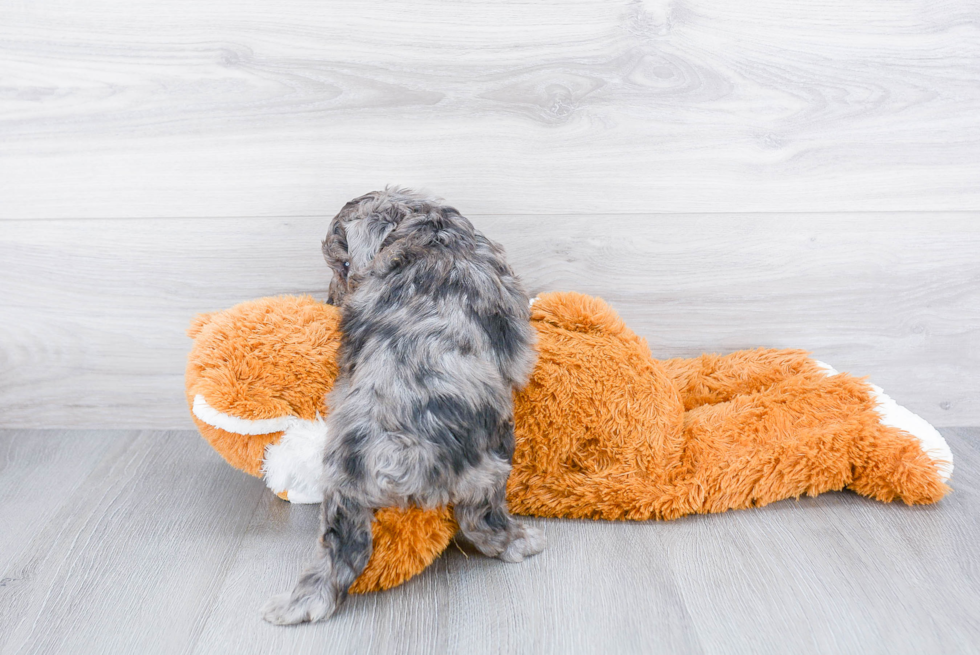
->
186;292;953;594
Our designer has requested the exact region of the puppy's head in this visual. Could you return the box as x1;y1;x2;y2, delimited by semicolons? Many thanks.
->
322;187;437;305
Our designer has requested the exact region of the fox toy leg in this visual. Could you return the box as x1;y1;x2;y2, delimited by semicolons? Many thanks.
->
661;348;819;411
657;361;950;519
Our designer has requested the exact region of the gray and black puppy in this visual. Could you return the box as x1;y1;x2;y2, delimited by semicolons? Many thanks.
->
262;187;545;625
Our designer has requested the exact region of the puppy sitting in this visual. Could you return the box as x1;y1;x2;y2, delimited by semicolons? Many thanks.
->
263;188;546;624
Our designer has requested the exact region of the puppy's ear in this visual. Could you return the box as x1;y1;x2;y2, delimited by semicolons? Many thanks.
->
369;212;431;273
346;214;399;269
326;274;346;306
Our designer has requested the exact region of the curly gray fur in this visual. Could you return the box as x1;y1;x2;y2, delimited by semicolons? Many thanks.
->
263;188;545;625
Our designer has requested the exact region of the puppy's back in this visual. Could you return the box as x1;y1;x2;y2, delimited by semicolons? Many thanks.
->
327;208;536;504
340;208;536;389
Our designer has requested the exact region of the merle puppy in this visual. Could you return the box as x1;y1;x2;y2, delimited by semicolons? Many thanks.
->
262;188;545;625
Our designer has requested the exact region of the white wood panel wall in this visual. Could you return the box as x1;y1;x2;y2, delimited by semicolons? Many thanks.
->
2;215;977;428
0;0;978;428
2;0;979;217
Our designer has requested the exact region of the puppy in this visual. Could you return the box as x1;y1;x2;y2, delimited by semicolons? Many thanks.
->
262;187;545;624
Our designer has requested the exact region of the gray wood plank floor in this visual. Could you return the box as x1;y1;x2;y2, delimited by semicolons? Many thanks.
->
1;428;978;655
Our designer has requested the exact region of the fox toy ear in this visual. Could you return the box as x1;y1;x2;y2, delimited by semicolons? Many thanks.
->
186;312;213;339
529;291;632;338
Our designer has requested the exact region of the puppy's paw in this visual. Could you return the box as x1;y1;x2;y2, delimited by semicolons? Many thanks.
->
261;590;335;625
499;525;547;563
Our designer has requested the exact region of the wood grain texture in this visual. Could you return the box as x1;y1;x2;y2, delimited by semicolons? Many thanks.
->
0;430;267;655
1;428;978;655
1;0;978;218
1;214;977;429
0;431;118;598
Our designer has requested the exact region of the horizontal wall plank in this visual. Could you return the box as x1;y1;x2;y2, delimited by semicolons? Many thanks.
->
1;0;978;218
1;214;977;428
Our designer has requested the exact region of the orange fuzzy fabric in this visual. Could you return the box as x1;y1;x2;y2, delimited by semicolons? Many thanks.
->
186;292;949;593
187;297;341;475
187;296;458;590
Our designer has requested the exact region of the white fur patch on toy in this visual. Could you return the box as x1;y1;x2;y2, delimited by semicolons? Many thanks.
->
193;395;294;435
814;361;953;482
192;394;327;503
263;417;328;504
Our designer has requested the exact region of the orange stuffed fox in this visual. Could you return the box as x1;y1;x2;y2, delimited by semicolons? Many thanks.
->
186;292;952;593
